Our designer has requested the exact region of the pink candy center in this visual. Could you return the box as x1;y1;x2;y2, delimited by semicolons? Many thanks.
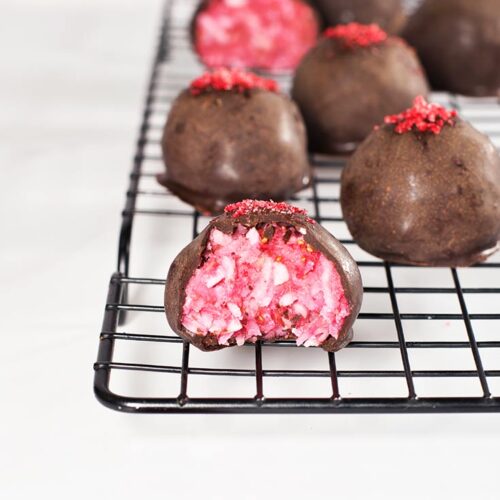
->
194;0;319;71
182;224;350;347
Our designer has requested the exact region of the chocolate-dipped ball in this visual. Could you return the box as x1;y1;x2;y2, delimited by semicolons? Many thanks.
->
165;200;363;352
192;0;319;72
291;23;429;155
341;97;500;267
403;0;500;96
158;69;312;214
312;0;406;34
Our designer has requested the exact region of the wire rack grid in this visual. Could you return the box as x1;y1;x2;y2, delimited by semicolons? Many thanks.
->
94;0;500;413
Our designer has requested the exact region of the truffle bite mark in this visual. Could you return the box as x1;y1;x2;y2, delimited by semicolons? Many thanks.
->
165;200;363;351
182;222;350;347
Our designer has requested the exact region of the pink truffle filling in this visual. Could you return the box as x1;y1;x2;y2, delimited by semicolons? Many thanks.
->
182;223;350;347
194;0;319;71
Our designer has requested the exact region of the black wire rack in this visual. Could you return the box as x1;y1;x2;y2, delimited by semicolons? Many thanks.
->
94;0;500;413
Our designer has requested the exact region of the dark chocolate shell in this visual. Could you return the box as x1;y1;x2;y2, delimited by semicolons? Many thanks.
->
341;119;500;266
291;37;429;155
159;89;312;214
311;0;406;34
403;0;500;97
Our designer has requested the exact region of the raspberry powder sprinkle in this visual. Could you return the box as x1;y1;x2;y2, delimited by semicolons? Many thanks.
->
190;68;279;96
324;23;388;49
384;96;458;134
225;199;310;220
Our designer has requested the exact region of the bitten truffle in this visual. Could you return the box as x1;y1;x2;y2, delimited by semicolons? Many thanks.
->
291;23;429;155
341;97;500;267
311;0;406;34
158;69;312;214
165;200;363;352
192;0;319;72
403;0;500;97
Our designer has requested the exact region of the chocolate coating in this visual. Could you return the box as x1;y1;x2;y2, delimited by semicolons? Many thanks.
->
291;37;429;154
311;0;406;34
165;210;363;352
159;89;311;214
403;0;500;96
341;119;500;266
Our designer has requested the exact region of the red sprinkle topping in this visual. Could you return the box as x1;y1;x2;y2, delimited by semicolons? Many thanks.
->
384;96;458;135
224;200;315;223
323;23;388;49
190;68;279;96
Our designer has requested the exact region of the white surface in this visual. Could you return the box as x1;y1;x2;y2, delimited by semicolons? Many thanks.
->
1;1;499;499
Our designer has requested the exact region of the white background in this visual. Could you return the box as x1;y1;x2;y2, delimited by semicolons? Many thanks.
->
1;1;499;499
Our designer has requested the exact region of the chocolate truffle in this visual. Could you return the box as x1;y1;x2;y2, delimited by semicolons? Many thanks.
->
192;0;319;72
165;200;363;352
291;23;429;155
158;69;312;214
312;0;406;34
341;97;500;267
403;0;500;96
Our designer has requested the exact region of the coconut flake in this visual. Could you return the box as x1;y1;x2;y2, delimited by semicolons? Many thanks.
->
227;302;242;319
279;292;296;307
273;262;289;285
205;267;225;288
246;227;260;246
227;318;243;333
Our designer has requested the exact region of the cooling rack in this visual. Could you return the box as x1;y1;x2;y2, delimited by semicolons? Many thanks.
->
94;0;500;413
